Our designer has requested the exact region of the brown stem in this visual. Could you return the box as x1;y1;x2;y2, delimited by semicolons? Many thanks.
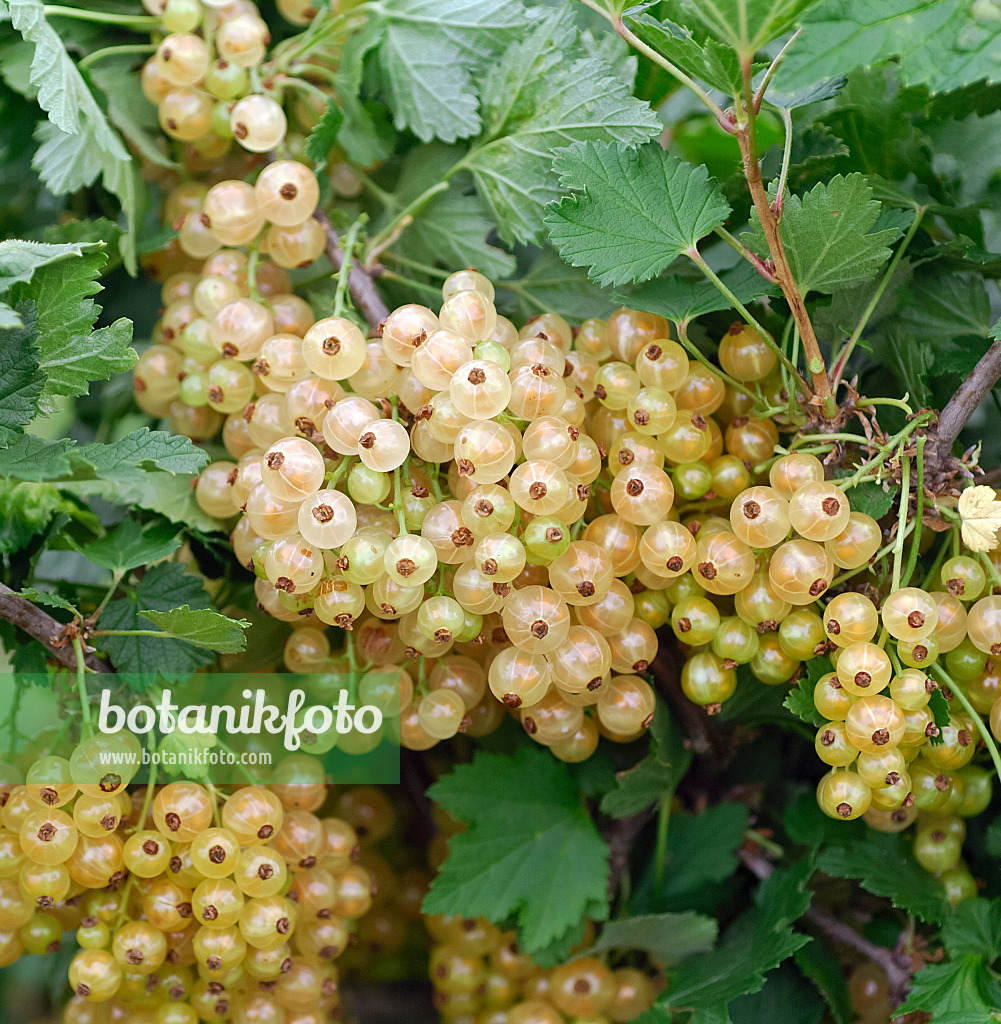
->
979;466;1001;487
602;810;650;905
931;339;1001;466
0;584;111;673
314;209;390;330
739;849;914;1004
736;59;834;414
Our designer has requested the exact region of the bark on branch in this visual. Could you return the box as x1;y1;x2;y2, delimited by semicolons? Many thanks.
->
314;210;390;329
739;848;914;1004
931;339;1001;466
0;583;111;672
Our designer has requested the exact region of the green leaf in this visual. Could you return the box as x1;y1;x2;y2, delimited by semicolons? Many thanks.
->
744;174;898;295
465;9;661;246
730;964;824;1024
375;0;522;143
582;912;717;965
0;481;99;556
657;803;750;910
17;586;80;616
794;943;853;1024
423;744;609;956
624;261;778;324
641;859;815;1023
817;831;949;924
304;100;344;171
779;0;1001;96
546;141;731;287
498;247;618;324
138;607;249;655
0;237;101;295
89;60;176;171
96;563;214;682
9;251;135;409
63;472;222;533
927;689;951;747
0;313;43;428
74;429;209;478
401;186;516;281
784;673;826;728
0;430;75;480
6;0;139;271
897;272;994;342
334;21;395;166
844;480;899;520
673;0;819;54
942;900;1001;962
871;322;933;408
82;516;183;572
627;13;743;95
600;703;692;818
894;955;1001;1024
932;337;995;378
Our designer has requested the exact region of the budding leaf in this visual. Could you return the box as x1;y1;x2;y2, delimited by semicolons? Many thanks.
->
894;954;1001;1024
546;141;730;287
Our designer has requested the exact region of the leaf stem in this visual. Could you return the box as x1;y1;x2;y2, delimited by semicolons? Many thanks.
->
736;58;833;414
891;456;911;593
43;5;159;28
334;215;366;318
576;1;734;131
687;248;810;396
73;637;93;739
752;29;802;112
832;207;925;388
713;226;779;283
930;664;1001;783
79;42;156;69
364;182;450;267
676;320;756;400
774;108;793;217
901;437;926;588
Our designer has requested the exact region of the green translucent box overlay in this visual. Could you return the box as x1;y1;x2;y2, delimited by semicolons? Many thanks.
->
0;673;400;785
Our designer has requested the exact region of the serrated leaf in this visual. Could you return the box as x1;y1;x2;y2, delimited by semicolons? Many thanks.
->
817;831;949;924
546;141;731;287
942;900;1001;962
0;430;74;480
795;943;853;1024
89;61;176;171
498;247;618;323
744;174;897;295
623;261;777;324
82;516;183;572
657;804;750;911
9;251;135;409
730;964;825;1024
423;744;609;956
843;480;898;520
673;0;819;55
0;313;43;428
783;668;827;729
778;0;1001;97
764;77;848;111
898;272;993;342
627;13;744;95
958;484;1001;554
0;237;101;294
932;337;995;378
304;100;344;171
138;607;249;655
465;10;661;246
401;186;516;281
96;563;214;682
871;322;933;408
334;21;395;166
5;0;138;270
894;955;1001;1024
74;429;209;478
600;702;692;818
375;0;522;143
17;586;80;616
582;912;717;965
641;859;815;1023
